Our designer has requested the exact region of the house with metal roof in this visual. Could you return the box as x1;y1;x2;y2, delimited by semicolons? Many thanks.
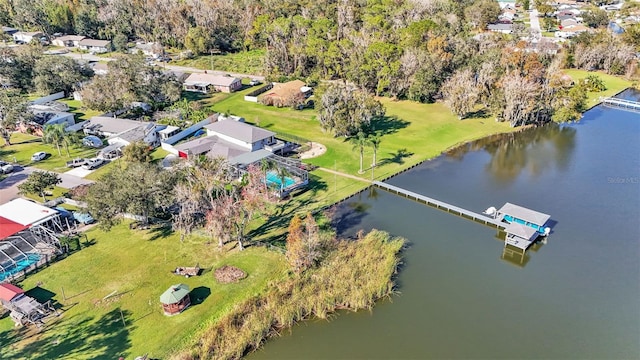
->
160;284;191;315
78;38;112;53
204;119;277;152
183;73;242;93
52;35;86;47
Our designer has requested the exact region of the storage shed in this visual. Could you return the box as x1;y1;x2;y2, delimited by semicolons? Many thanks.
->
160;284;191;315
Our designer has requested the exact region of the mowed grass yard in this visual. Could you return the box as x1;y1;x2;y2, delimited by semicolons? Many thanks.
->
211;87;517;181
564;69;633;108
172;50;265;75
0;133;99;172
0;223;288;359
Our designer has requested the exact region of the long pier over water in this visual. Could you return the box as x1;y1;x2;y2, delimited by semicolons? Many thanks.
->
601;97;640;112
372;181;505;229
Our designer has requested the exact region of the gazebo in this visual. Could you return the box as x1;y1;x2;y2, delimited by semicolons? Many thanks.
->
160;284;191;316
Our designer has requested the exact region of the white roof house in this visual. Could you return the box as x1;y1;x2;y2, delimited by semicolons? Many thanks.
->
52;35;86;47
0;199;59;227
12;32;44;44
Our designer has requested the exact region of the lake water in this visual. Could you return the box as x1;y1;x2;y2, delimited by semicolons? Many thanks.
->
249;89;640;359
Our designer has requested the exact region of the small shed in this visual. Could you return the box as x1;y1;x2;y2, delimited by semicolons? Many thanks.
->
0;283;25;306
160;284;191;316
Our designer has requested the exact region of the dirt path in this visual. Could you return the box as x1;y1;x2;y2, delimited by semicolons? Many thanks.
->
299;142;327;159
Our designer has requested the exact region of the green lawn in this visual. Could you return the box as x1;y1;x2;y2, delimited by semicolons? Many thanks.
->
0;133;99;172
60;99;102;121
84;148;171;181
564;69;633;108
0;223;288;359
21;185;69;202
172;50;265;75
210;87;516;181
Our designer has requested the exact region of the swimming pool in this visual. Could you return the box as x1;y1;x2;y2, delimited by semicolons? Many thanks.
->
265;171;296;189
0;253;41;282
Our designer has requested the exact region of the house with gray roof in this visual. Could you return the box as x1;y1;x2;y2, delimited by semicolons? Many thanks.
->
487;23;513;34
78;39;112;53
204;119;276;151
82;116;161;158
183;73;242;93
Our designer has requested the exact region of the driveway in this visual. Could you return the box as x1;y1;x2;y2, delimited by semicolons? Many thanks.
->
64;167;95;178
0;166;93;204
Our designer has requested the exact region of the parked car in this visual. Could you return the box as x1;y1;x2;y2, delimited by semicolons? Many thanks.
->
82;157;105;170
249;79;261;86
1;164;13;174
82;136;103;148
31;151;47;162
66;158;87;168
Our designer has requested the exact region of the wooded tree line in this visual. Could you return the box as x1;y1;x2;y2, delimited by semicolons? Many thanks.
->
2;0;638;126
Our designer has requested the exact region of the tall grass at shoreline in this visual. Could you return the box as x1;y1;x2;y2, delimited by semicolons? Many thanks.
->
171;230;404;360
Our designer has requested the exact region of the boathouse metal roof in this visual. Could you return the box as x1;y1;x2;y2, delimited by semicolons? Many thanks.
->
498;202;550;226
504;223;539;241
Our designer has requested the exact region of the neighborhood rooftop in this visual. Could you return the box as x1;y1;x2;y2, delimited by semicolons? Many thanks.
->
85;116;151;135
204;119;276;144
78;39;111;47
184;73;240;87
0;198;58;227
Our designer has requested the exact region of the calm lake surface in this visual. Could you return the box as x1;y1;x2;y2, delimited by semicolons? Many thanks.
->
250;89;640;359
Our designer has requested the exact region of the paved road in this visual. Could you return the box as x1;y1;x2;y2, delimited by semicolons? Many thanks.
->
529;8;542;37
0;166;94;204
57;52;266;81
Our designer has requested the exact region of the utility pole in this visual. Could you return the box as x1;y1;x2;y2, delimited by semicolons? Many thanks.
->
210;49;213;72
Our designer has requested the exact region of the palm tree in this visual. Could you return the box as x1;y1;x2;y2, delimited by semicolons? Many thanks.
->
42;123;66;156
274;165;292;197
260;159;274;191
368;134;382;168
349;131;369;174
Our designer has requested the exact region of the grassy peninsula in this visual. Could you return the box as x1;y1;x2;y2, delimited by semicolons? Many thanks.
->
171;230;404;360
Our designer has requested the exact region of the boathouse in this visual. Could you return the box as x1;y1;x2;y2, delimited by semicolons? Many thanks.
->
497;203;551;251
160;284;191;316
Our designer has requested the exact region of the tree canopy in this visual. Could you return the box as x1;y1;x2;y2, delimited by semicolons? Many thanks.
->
18;171;61;201
317;82;385;137
0;90;33;146
34;55;93;96
83;162;177;229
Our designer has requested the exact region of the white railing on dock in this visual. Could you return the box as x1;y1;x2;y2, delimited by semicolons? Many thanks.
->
372;181;505;229
601;97;640;112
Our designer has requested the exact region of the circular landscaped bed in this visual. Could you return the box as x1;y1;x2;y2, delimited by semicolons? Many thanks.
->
214;265;247;283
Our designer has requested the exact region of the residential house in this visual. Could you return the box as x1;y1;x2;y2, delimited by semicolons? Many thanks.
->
78;39;112;53
12;31;44;44
555;24;589;38
2;26;18;36
52;35;85;47
205;119;277;152
560;18;579;29
496;0;517;9
259;80;311;107
131;42;163;58
173;118;283;162
82;116;161;158
91;62;109;75
488;23;513;34
183;73;242;93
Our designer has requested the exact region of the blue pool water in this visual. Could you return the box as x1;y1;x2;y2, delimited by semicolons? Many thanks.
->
0;253;41;281
266;171;296;189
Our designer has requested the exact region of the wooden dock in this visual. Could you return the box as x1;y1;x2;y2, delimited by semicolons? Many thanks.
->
372;181;505;229
601;97;640;112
